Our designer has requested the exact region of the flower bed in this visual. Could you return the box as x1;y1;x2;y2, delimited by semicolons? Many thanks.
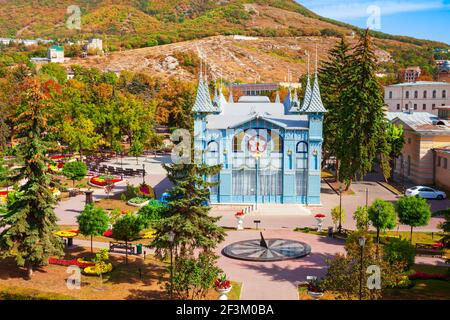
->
83;263;113;275
408;272;449;281
0;191;13;205
54;231;78;238
89;175;123;187
139;183;155;198
127;196;150;207
48;257;95;268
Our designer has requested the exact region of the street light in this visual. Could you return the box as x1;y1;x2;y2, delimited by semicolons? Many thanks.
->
358;236;366;301
338;186;343;234
168;231;176;299
142;164;146;185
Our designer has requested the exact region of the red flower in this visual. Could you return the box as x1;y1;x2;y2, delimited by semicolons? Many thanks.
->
103;229;113;237
315;214;326;219
432;242;444;249
48;257;95;268
409;272;448;281
235;211;245;217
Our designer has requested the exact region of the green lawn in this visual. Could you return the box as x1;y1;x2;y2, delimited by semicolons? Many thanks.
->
383;265;450;300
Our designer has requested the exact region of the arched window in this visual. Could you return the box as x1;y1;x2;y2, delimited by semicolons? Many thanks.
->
206;141;219;154
296;141;308;154
232;131;245;152
205;141;219;165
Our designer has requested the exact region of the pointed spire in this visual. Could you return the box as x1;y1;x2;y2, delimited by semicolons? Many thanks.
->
275;91;280;103
300;51;312;112
304;46;327;113
193;65;215;113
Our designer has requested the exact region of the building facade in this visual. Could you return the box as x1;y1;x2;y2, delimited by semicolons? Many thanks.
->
434;147;450;190
385;81;450;115
387;111;450;186
193;71;326;205
404;66;421;82
48;45;64;63
438;60;450;83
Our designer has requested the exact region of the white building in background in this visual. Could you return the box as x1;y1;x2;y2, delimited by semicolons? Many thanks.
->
87;38;103;52
31;45;65;65
384;81;450;116
48;45;65;63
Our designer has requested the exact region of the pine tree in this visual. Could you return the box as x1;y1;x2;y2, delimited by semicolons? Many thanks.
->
151;163;225;259
0;77;63;279
319;37;351;175
336;30;388;189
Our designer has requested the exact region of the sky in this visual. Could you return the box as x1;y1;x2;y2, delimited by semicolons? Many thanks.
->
298;0;450;45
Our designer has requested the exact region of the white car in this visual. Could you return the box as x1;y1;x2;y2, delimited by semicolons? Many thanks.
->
405;186;447;200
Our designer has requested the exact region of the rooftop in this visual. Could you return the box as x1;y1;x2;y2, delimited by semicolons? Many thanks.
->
386;81;450;88
387;111;450;134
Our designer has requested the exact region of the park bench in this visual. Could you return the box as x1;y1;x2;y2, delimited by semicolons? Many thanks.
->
109;241;135;255
415;243;444;258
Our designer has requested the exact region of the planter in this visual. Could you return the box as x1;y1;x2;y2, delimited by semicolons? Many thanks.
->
315;218;325;232
215;286;232;300
235;216;244;230
308;291;324;300
127;199;150;207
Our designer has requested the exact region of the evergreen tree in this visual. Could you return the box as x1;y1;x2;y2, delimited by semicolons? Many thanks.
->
0;77;63;279
151;163;225;259
336;30;388;189
319;37;350;174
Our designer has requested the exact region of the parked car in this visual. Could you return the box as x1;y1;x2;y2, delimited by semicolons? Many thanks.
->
405;186;447;200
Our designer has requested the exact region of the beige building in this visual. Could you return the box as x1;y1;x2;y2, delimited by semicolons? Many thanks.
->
434;147;450;190
385;81;450;115
387;111;450;186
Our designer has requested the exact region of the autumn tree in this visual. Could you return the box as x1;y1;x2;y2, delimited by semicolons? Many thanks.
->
0;77;63;279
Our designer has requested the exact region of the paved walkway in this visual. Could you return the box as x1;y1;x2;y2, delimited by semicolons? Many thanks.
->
210;180;445;232
215;230;346;300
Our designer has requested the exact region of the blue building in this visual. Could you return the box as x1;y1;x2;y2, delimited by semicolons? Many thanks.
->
193;69;326;205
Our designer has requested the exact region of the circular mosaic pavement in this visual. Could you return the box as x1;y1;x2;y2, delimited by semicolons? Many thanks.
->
222;236;311;262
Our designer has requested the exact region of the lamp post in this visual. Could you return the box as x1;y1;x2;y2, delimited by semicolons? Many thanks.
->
358;236;366;301
168;231;175;299
142;164;146;185
338;186;343;234
365;188;369;208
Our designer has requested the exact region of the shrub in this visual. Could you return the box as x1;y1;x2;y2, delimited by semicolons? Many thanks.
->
138;200;166;227
383;238;415;270
353;206;369;231
331;206;345;229
62;161;87;187
129;197;149;204
125;183;139;200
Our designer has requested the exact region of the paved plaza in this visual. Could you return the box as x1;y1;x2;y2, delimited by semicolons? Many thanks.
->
52;155;447;300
